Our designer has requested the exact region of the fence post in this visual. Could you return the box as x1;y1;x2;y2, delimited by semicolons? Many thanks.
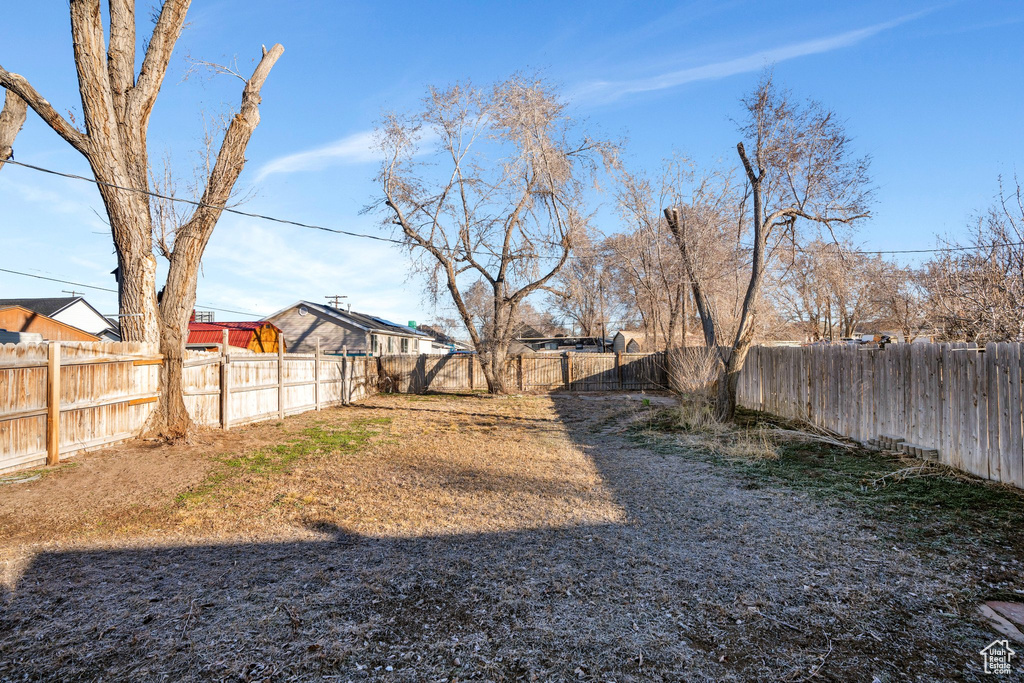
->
566;352;573;390
468;355;474;391
615;351;623;390
342;345;349;405
278;338;286;419
314;337;322;411
220;328;231;430
518;355;524;391
46;342;61;466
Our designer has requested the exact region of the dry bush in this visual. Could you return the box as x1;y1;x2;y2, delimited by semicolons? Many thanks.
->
660;367;779;460
666;346;721;396
672;393;727;435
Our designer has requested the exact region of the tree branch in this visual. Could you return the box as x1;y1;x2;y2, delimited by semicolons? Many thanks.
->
0;89;27;168
0;66;88;155
129;0;190;126
736;141;758;184
176;43;284;244
106;0;136;118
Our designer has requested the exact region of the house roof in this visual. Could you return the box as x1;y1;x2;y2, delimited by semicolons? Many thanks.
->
187;321;278;348
270;301;430;339
0;297;120;338
0;296;82;317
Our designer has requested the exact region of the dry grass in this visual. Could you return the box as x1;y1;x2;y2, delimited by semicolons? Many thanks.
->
643;394;779;461
0;392;1018;681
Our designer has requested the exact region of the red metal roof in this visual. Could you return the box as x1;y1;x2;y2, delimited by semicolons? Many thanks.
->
187;321;278;349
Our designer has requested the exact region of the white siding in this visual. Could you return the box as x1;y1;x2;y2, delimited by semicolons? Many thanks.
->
51;301;114;337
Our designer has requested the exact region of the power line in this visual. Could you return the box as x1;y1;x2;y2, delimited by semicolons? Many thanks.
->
6;157;1020;259
0;266;262;318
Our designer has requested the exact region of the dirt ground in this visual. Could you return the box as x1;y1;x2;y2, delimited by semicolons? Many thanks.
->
1;392;1022;681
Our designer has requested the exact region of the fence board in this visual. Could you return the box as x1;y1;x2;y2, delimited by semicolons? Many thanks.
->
0;342;160;473
736;342;1024;490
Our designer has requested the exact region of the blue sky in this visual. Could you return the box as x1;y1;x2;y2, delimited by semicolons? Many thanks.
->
1;1;1022;325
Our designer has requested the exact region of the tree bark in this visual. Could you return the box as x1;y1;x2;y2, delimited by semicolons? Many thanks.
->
0;90;26;169
0;1;282;439
479;346;509;393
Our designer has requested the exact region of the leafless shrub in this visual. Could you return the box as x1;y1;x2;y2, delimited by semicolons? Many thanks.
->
666;346;721;397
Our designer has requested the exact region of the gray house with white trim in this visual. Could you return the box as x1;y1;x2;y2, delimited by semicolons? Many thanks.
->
266;301;432;355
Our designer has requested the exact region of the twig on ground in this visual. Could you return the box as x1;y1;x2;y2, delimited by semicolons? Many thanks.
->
870;465;940;487
799;633;833;681
769;428;854;449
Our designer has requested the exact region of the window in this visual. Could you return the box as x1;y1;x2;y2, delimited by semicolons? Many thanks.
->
401;338;409;353
372;335;379;354
387;337;394;353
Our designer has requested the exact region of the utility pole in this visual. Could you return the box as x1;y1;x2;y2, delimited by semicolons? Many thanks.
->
61;289;83;297
325;294;348;309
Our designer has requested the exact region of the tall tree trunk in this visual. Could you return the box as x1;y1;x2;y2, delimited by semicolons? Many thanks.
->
1;3;282;439
715;142;768;421
479;345;509;393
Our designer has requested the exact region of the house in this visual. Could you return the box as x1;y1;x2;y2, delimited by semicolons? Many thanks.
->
187;317;286;353
0;305;100;342
612;330;646;353
0;296;120;340
266;301;432;355
510;323;606;355
417;324;474;354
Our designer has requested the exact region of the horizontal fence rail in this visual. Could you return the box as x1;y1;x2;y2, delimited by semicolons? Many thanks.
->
737;343;1024;489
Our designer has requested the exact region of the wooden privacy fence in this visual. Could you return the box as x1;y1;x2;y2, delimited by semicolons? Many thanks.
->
0;339;379;474
378;351;670;393
737;343;1024;489
183;339;378;428
0;341;161;473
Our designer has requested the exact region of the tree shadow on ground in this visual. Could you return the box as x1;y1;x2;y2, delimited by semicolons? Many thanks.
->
0;394;1001;681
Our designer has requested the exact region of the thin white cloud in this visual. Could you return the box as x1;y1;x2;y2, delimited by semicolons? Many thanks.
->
573;11;929;104
253;130;379;182
200;221;419;321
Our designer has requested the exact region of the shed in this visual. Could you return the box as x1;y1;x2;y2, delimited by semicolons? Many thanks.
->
612;330;645;353
187;320;285;353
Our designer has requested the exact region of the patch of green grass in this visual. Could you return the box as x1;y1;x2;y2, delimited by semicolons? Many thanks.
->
175;417;392;506
634;406;1024;554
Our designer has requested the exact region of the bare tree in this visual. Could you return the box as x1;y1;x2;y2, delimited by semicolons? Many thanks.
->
374;77;612;392
924;178;1024;342
610;161;699;351
773;239;896;341
0;1;283;436
666;73;871;420
548;231;617;338
871;262;929;341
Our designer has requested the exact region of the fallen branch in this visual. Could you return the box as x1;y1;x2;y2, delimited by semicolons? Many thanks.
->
870;464;940;488
769;428;854;450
